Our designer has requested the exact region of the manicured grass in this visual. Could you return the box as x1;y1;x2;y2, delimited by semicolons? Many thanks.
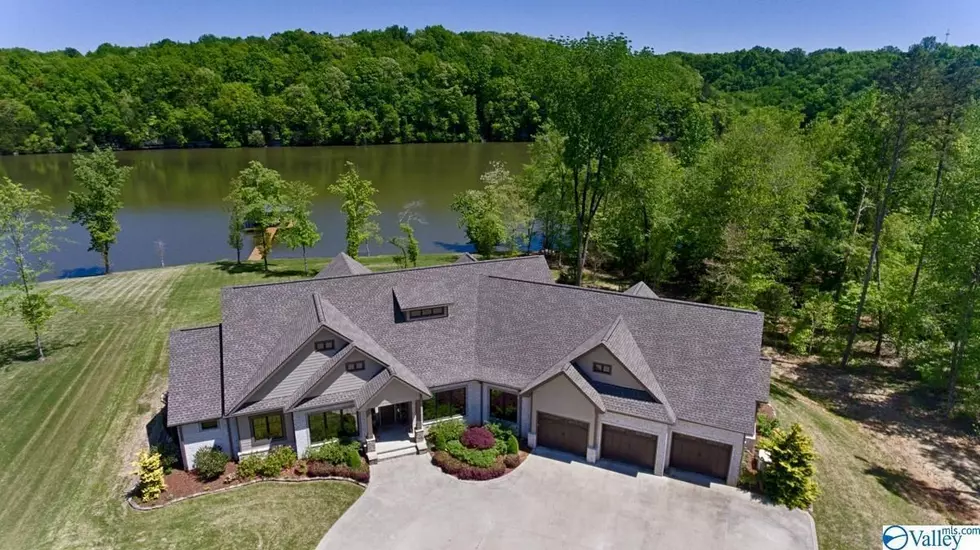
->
0;253;457;550
772;381;945;550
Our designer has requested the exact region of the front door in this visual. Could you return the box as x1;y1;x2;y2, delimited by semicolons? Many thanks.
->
374;402;411;436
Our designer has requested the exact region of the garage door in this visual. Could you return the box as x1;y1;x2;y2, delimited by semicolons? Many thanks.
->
601;425;657;470
536;412;589;456
669;433;732;480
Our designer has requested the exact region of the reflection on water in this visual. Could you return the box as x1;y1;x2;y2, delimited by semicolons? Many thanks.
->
0;143;529;278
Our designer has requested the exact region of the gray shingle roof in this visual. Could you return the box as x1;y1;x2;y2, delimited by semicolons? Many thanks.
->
285;345;357;410
167;325;223;427
354;370;392;409
314;252;371;279
476;276;764;434
393;281;453;310
589;379;674;423
757;358;772;402
454;253;478;264
169;253;767;436
624;281;658;298
290;389;358;412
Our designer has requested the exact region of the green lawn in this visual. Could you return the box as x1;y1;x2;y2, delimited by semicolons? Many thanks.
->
772;381;946;550
0;253;457;550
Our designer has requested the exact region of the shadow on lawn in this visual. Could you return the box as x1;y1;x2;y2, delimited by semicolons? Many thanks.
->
778;357;980;502
213;260;313;278
859;456;980;522
0;339;78;370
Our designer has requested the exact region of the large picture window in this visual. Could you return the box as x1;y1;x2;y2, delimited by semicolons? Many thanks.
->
250;413;284;441
489;389;518;423
308;410;358;443
423;388;466;421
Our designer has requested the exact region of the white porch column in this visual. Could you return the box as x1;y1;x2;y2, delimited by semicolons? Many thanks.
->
294;412;310;458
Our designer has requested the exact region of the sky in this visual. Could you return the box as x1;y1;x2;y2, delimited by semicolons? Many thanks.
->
1;0;979;54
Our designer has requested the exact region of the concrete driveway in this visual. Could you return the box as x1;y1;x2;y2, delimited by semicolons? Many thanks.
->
317;449;817;550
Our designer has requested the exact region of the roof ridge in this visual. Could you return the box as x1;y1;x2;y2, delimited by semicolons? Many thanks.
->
312;293;325;323
174;324;221;333
602;316;623;341
225;255;546;291
483;275;763;317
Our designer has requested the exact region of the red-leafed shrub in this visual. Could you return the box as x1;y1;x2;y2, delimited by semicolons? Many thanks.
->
460;426;495;450
306;460;370;483
457;463;506;480
503;454;521;469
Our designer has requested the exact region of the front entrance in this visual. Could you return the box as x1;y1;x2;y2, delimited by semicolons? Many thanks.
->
374;402;412;442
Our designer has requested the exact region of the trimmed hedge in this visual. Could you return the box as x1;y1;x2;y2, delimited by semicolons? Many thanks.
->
445;440;498;468
506;434;519;455
306;460;370;483
427;419;466;445
305;440;361;465
503;454;520;468
432;451;506;481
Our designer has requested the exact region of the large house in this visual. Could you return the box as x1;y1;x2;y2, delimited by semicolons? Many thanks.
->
167;252;771;485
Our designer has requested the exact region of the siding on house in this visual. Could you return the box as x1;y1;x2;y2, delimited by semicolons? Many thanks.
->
306;349;384;398
251;327;349;402
575;345;646;392
236;412;295;456
531;374;597;446
179;419;232;469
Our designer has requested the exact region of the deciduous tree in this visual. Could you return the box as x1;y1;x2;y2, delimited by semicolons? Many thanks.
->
329;162;381;258
69;147;130;275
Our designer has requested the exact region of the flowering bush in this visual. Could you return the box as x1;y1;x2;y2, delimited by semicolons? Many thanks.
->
460;426;496;450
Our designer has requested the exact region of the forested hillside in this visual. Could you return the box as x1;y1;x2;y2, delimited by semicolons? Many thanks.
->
3;25;979;155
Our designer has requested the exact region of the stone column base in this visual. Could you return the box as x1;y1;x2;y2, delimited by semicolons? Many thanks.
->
586;446;598;464
527;432;537;449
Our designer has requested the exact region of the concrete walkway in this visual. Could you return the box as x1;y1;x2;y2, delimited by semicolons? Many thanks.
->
317;449;817;550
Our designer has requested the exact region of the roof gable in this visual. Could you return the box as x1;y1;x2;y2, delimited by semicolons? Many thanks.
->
454;253;478;264
522;362;606;412
393;281;453;311
314;252;371;279
167;325;223;426
624;281;658;298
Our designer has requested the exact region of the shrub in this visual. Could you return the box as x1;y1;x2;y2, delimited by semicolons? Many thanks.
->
247;130;266;147
506;434;519;455
306;441;360;465
306;460;370;483
757;413;780;439
295;461;308;476
306;460;334;477
134;450;166;502
432;431;448;451
432;451;464;475
345;446;362;469
457;463;506;481
151;442;179;474
503;454;520;468
237;454;264;479
759;423;819;509
255;446;296;477
485;422;516;441
445;439;498;468
460;426;496;450
193;446;229;482
427;418;466;443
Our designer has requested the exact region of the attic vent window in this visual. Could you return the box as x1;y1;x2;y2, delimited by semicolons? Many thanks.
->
346;360;365;372
593;362;613;375
408;306;447;320
315;340;335;352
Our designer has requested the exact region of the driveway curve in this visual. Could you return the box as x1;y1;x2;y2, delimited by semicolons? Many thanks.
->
317;449;817;550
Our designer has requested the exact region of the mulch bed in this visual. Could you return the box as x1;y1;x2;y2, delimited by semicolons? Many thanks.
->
430;448;529;481
135;458;368;508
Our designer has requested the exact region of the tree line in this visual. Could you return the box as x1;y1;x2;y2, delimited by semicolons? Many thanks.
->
6;25;963;156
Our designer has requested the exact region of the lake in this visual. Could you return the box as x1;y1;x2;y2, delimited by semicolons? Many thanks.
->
0;143;530;278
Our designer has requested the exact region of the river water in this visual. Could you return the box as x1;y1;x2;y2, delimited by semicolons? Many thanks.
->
0;143;529;277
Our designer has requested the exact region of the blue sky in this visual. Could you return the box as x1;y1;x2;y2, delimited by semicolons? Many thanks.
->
2;0;978;53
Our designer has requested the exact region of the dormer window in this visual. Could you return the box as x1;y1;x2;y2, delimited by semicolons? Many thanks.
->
346;360;365;372
407;306;447;320
315;340;335;352
593;362;612;375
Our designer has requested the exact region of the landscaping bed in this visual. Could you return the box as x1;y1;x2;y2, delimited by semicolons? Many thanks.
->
134;441;370;507
426;420;526;480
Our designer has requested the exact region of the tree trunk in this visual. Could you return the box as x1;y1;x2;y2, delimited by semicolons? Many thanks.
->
34;330;45;361
910;127;951;302
302;245;309;275
947;269;979;416
575;225;588;286
236;246;241;265
102;248;110;275
841;121;905;368
835;183;868;302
